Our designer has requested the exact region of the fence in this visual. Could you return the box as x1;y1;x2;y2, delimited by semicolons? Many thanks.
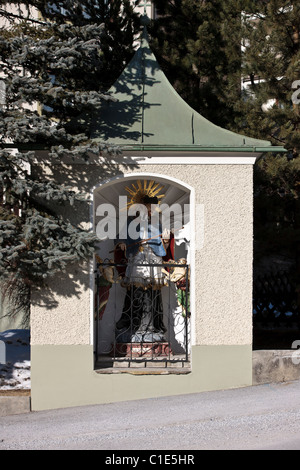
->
94;259;190;368
253;269;299;328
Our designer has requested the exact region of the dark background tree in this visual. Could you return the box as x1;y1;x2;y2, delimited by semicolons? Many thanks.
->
1;0;299;336
149;1;300;347
149;0;243;129
150;0;300;317
241;1;300;321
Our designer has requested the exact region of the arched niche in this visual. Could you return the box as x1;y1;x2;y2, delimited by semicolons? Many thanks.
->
92;173;192;361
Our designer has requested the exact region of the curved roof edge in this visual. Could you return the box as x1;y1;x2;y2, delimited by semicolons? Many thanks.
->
91;28;286;155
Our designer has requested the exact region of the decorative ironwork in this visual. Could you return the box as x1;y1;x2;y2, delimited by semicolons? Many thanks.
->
253;269;299;327
94;258;190;368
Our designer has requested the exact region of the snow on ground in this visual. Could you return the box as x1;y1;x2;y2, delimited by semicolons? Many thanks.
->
0;330;30;390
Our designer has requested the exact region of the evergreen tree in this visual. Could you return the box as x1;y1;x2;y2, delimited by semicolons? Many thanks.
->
150;0;243;129
150;1;299;152
241;0;300;155
241;1;300;308
0;1;141;319
150;0;300;311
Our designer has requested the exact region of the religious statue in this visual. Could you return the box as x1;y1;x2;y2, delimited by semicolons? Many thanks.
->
114;180;174;343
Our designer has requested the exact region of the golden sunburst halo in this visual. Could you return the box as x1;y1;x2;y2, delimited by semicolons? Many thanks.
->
125;180;165;209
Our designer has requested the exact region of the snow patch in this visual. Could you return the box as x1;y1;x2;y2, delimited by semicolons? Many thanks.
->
0;329;30;390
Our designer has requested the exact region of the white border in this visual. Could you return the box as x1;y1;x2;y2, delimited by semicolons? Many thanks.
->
120;155;258;165
89;151;260;166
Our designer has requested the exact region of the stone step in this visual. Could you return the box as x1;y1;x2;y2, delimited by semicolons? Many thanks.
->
95;354;190;373
112;360;188;369
0;394;31;417
95;364;191;375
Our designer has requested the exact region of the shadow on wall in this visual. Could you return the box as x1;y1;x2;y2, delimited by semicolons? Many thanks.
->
29;151;141;311
1;41;163;334
30;261;90;311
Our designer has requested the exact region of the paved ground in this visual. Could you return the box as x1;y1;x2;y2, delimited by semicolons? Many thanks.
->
1;380;300;451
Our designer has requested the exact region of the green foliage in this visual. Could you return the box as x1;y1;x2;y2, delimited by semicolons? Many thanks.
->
150;0;300;305
1;0;299;315
0;1;141;315
241;1;300;292
241;0;300;156
150;1;299;154
150;0;244;129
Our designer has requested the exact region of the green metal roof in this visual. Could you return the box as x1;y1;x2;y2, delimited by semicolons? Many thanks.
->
91;28;286;154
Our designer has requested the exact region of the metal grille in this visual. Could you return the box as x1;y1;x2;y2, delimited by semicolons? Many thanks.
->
253;269;299;327
94;259;190;369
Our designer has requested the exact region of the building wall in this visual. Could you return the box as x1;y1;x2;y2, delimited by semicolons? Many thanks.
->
30;157;254;411
31;160;253;347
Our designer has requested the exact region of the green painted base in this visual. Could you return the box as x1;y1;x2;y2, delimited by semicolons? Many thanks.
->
30;344;252;411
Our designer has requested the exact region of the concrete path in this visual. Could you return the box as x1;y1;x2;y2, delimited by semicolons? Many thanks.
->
1;380;300;450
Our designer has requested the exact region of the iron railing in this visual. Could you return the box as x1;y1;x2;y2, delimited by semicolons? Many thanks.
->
94;259;190;368
253;269;299;327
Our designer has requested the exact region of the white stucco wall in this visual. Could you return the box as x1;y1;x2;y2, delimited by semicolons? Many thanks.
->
30;158;253;348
